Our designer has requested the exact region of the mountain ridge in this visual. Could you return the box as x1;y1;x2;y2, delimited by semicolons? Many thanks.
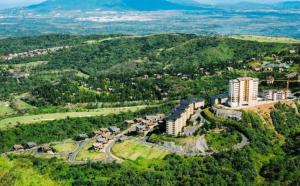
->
28;0;201;12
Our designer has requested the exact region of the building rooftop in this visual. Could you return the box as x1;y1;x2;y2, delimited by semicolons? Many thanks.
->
96;137;108;143
211;93;228;100
109;126;120;133
230;77;259;82
136;124;146;130
168;98;205;121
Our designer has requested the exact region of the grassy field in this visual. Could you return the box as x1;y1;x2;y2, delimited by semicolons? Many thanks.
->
149;133;199;146
0;105;148;129
75;140;105;161
0;101;16;117
52;141;78;154
206;130;242;151
12;98;36;111
231;35;300;44
112;140;170;161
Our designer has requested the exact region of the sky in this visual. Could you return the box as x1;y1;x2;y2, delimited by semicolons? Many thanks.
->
0;0;298;7
194;0;293;4
0;0;44;5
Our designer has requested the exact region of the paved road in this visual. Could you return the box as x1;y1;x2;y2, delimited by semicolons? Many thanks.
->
103;137;122;163
102;123;142;162
68;140;87;162
233;133;249;150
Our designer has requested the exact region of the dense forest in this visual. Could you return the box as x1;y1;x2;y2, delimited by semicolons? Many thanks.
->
0;34;122;55
0;33;295;104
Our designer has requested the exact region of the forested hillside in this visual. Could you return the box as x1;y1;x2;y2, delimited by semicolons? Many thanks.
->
0;34;294;104
0;34;299;185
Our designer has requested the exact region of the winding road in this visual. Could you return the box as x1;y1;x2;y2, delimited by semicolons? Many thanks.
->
68;140;87;162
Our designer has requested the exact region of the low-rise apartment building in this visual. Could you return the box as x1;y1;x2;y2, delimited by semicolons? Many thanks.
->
167;98;205;136
262;89;291;101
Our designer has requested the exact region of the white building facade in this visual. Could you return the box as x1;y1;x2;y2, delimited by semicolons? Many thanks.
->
228;77;259;107
167;98;205;136
263;89;291;101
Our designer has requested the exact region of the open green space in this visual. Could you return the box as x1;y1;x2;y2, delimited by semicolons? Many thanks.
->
52;140;78;154
75;140;105;161
112;140;170;161
0;102;16;117
206;130;242;151
231;35;300;44
11;98;36;111
149;134;199;146
0;105;148;129
0;61;48;68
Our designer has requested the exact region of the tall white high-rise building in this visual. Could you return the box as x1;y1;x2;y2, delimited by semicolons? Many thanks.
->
228;77;259;107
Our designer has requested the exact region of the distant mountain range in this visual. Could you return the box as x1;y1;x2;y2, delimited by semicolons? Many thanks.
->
276;1;300;9
27;0;300;12
219;1;300;10
27;0;203;12
0;0;299;38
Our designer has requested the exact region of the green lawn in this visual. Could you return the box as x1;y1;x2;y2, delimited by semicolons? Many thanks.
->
0;102;16;117
206;130;242;151
112;140;170;161
149;134;203;147
75;140;105;161
0;105;147;129
52;141;78;154
12;98;36;111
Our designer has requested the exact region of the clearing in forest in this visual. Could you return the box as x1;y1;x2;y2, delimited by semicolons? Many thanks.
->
0;105;148;129
230;35;300;44
112;140;170;161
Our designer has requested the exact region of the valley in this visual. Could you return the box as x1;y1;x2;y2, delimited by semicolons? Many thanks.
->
1;6;300;38
0;33;299;185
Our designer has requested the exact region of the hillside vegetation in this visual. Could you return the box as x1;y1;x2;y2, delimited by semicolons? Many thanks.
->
0;34;299;185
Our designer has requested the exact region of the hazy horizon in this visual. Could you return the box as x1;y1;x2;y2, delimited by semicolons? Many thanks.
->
1;0;299;8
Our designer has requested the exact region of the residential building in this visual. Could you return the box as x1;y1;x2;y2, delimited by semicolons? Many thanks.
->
263;89;291;101
26;142;37;149
109;126;120;134
13;144;24;151
210;93;229;106
166;98;205;136
211;107;242;121
93;143;103;151
96;137;108;144
228;77;259;107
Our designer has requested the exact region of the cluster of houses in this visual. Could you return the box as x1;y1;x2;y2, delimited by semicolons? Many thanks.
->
13;142;53;153
126;114;165;136
0;46;70;60
92;126;121;151
143;73;191;81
